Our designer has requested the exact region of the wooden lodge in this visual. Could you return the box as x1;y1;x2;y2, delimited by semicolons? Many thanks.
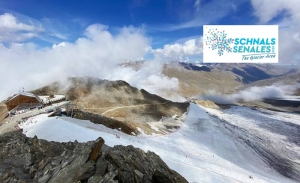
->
5;92;42;111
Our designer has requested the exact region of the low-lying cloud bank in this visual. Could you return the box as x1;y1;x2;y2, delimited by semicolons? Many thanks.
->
0;24;182;102
151;37;203;62
198;83;300;104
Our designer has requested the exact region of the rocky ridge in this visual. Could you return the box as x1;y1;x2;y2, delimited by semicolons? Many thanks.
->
0;131;187;183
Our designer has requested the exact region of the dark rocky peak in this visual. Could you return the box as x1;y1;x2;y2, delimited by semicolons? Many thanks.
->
0;131;187;183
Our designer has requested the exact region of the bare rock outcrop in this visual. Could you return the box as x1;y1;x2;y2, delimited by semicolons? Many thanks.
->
0;131;187;183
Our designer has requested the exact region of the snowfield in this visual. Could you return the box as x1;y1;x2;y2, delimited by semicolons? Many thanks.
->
19;103;299;183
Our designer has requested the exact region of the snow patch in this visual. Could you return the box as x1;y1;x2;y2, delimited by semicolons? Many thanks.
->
18;103;297;183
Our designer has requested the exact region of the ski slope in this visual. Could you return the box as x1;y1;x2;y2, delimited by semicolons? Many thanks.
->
19;103;298;183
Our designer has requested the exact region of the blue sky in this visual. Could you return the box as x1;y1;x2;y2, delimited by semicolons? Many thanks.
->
0;0;257;47
0;0;299;99
0;0;299;63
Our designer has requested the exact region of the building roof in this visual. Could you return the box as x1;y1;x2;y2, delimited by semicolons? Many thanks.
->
6;92;42;103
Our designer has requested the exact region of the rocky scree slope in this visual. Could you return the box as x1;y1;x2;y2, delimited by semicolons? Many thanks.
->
32;77;189;135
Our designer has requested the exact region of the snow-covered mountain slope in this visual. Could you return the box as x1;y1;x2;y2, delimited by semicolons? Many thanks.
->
206;106;300;181
19;104;299;183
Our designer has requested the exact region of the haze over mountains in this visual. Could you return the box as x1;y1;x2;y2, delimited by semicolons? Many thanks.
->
1;61;300;182
31;77;189;135
11;62;295;136
2;62;299;128
121;61;299;98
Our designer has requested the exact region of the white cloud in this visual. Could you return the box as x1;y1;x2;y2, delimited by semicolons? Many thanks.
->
0;24;181;102
250;0;300;63
0;13;38;31
151;37;203;61
194;0;201;11
200;84;300;104
250;0;299;23
0;13;43;42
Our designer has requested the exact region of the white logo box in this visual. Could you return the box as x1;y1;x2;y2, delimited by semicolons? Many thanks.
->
203;25;278;63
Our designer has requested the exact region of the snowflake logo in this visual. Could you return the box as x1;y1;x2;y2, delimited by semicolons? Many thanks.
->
205;28;234;56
